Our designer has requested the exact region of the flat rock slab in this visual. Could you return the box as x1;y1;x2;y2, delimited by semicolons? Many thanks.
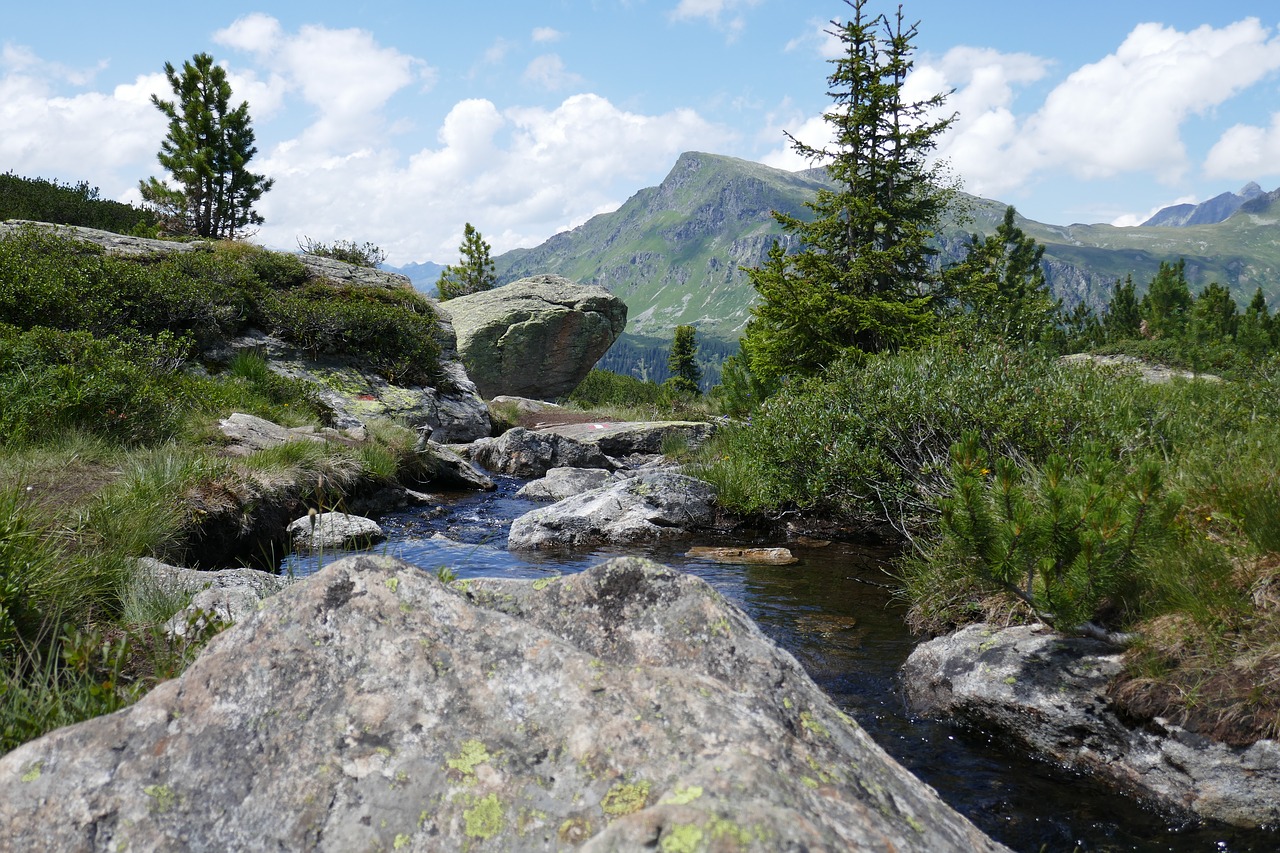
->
902;623;1280;828
536;420;716;457
0;555;1005;852
685;546;798;565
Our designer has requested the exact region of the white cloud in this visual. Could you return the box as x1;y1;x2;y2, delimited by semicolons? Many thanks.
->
522;54;584;92
670;0;760;39
1205;114;1280;180
531;27;564;43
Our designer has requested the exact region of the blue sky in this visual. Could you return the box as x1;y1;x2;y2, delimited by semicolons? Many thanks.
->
3;1;1279;265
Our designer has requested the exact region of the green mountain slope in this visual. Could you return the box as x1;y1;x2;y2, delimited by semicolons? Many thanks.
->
494;152;1280;345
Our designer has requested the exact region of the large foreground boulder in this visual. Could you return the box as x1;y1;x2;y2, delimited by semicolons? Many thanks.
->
902;623;1280;828
536;420;717;457
508;472;717;550
469;427;615;477
0;556;1005;852
442;274;627;400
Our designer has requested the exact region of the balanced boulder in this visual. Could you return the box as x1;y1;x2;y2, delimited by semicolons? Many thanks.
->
442;274;626;400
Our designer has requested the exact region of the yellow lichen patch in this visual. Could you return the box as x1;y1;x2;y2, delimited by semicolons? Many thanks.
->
446;739;491;776
463;793;504;840
19;761;41;783
660;823;705;853
660;785;704;806
384;576;400;593
532;575;560;591
601;779;651;817
143;784;177;814
558;816;593;844
799;711;829;738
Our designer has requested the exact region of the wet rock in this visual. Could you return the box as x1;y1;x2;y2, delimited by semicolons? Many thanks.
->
286;511;385;553
508;472;716;550
0;555;1006;852
470;427;615;478
902;623;1280;828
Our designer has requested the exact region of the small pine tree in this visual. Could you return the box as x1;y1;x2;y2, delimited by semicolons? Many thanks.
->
665;325;702;394
139;53;272;238
1103;275;1141;342
1140;260;1192;339
436;223;497;301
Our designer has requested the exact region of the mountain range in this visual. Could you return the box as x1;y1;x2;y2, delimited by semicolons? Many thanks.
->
394;152;1280;347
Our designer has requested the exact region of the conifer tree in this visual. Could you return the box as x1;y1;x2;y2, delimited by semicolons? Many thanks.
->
139;53;272;238
666;324;702;394
1140;260;1192;339
1103;275;1141;342
741;0;955;383
946;206;1057;345
436;223;497;300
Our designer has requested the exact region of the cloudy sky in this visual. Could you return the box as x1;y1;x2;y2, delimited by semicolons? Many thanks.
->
3;1;1279;265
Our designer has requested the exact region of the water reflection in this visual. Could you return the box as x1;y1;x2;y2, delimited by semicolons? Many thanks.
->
280;476;1275;853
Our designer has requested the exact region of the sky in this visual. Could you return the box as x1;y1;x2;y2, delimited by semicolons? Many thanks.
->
3;1;1280;266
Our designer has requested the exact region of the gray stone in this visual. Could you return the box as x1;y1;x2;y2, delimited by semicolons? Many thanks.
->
0;555;1005;852
139;558;292;639
685;546;798;566
216;412;327;456
1061;353;1222;384
0;219;211;257
442;274;627;400
286;511;385;553
470;427;615;478
410;438;496;491
508;472;716;550
902;623;1280;828
516;467;619;501
536;420;716;457
297;253;413;290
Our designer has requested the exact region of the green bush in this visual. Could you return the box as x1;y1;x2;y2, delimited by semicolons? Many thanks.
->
297;236;387;268
0;172;157;234
264;282;442;385
569;369;673;407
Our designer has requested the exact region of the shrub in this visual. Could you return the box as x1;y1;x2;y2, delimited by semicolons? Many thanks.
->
298;236;387;269
263;282;442;385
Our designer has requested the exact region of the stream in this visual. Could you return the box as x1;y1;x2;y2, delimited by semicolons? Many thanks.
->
283;475;1276;852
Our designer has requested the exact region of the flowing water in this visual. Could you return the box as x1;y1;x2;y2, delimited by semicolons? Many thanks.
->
283;476;1277;852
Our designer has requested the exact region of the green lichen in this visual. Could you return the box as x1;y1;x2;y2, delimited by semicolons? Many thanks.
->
800;776;819;789
143;784;177;814
1003;675;1018;685
385;576;400;593
905;813;925;833
660;785;704;805
660;824;705;853
799;711;829;738
532;575;560;591
447;739;491;776
601;780;651;817
463;793;504;840
558;817;593;844
782;697;793;710
393;832;411;849
20;761;41;783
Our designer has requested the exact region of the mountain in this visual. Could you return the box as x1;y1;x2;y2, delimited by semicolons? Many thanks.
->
1141;182;1265;227
384;260;446;295
494;152;1280;345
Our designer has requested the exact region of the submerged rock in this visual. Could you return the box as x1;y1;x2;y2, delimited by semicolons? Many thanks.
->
0;555;1005;852
685;546;798;565
508;472;717;550
902;623;1280;828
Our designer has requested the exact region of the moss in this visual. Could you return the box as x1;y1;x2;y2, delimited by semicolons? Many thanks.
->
660;823;705;853
446;739;491;776
601;779;651;817
463;793;504;840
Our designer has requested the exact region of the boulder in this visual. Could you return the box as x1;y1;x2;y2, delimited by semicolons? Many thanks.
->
516;467;619;501
508;472;716;550
0;555;1006;852
140;558;292;639
216;412;328;456
470;427;615;478
286;511;385;553
410;438;496;491
902;623;1280;828
442;274;627;400
1060;353;1222;384
536;420;716;457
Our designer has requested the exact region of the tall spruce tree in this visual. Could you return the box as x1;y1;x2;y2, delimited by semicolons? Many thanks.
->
741;0;955;383
140;53;272;238
666;324;702;394
1140;259;1193;339
436;223;497;300
1103;275;1141;342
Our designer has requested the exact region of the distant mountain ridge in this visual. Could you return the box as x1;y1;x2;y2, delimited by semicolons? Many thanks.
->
492;152;1280;344
1142;182;1266;227
383;260;445;295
